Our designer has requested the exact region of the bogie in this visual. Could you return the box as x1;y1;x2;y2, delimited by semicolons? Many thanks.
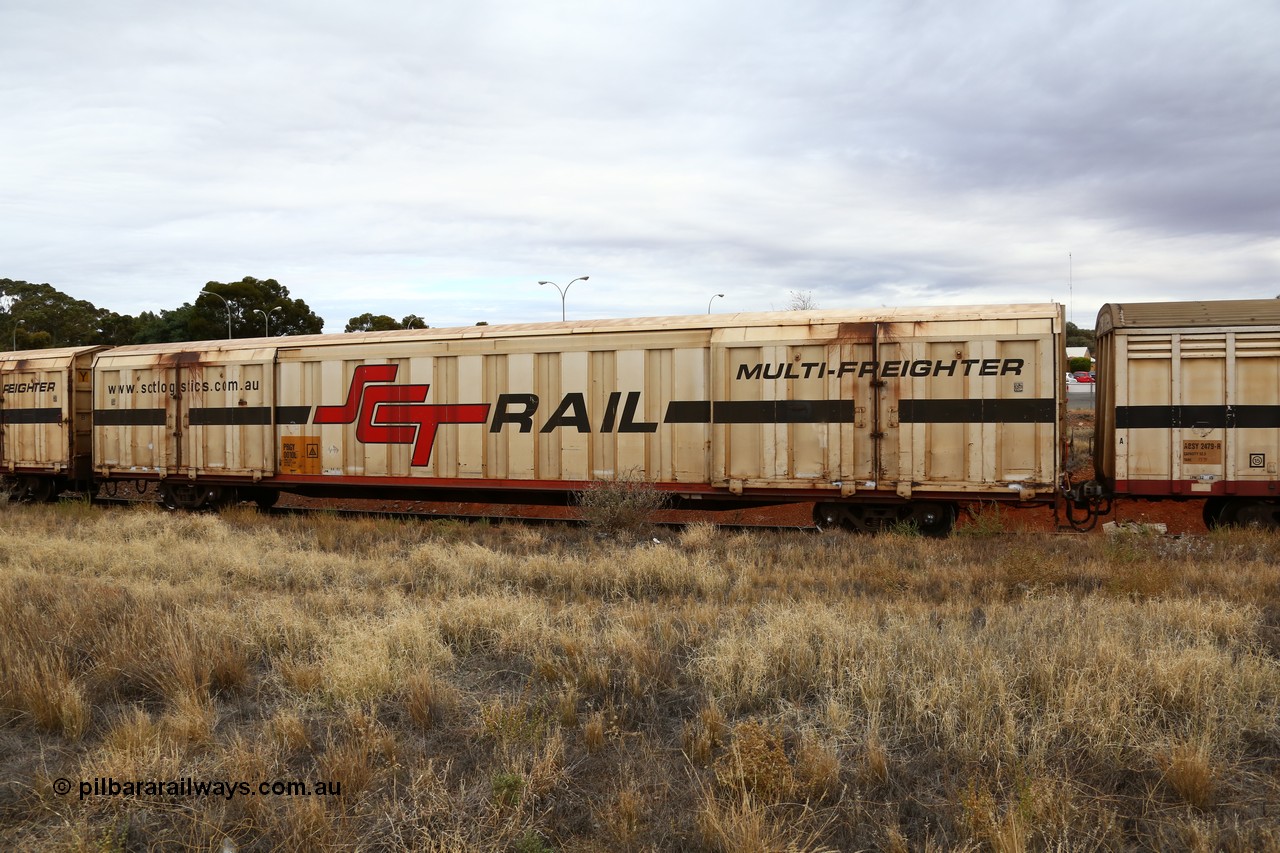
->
814;501;956;536
1223;499;1280;530
4;475;61;503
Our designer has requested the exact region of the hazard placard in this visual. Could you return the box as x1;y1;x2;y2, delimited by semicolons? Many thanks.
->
281;436;321;475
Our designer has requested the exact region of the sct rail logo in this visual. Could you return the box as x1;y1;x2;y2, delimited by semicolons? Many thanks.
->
313;365;490;465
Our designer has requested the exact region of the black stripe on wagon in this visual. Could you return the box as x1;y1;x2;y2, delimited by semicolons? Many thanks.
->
276;406;313;425
663;399;859;424
663;401;712;423
94;408;167;426
713;400;858;424
898;398;1056;424
1116;405;1280;430
1;407;62;424
189;407;273;426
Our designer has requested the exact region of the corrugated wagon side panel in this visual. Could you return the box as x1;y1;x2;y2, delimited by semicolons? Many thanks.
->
427;355;457;478
915;339;967;483
995;337;1050;481
1123;336;1174;482
718;344;763;483
182;355;276;478
900;317;1059;494
1105;322;1280;495
671;346;709;483
455;355;486;477
92;360;178;475
789;343;832;480
1;359;72;471
588;350;618;479
1233;332;1280;482
613;348;649;476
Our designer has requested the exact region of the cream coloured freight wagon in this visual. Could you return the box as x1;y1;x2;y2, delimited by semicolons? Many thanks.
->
82;305;1065;531
0;345;106;501
1094;299;1280;528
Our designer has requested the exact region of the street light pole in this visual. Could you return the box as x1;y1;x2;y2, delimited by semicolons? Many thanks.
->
12;318;24;350
203;291;234;339
707;293;725;314
538;276;589;322
254;306;283;337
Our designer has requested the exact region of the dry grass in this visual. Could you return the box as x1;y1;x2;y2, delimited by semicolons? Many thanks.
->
1;501;1279;850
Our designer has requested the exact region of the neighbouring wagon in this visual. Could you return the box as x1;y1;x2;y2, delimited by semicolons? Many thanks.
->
1089;299;1280;528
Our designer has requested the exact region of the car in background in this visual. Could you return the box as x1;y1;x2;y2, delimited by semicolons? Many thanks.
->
1072;371;1095;383
1065;372;1079;384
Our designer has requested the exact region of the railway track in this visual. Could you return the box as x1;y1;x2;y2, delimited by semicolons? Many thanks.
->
75;493;818;532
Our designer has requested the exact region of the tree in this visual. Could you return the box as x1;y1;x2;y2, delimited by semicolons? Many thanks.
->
345;313;403;333
132;307;196;344
787;290;819;311
1;279;116;349
196;278;324;340
96;311;140;346
1065;321;1095;350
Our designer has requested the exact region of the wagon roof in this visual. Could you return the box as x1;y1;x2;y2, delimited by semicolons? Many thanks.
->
0;344;109;365
96;303;1062;356
1097;299;1280;334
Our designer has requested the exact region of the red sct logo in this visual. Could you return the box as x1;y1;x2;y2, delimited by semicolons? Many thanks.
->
313;365;490;465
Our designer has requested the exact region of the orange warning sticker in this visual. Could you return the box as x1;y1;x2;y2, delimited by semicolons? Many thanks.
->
281;436;321;475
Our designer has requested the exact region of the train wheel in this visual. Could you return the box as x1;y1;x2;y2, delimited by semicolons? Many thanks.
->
7;476;58;503
813;502;848;530
30;477;59;503
157;483;212;511
1224;499;1280;529
906;502;956;537
204;486;238;510
1202;498;1229;530
157;484;180;511
252;489;280;510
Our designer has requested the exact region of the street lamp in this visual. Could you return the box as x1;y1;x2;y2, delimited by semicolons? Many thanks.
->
538;276;589;322
12;319;24;350
254;307;283;337
707;293;725;314
203;290;234;339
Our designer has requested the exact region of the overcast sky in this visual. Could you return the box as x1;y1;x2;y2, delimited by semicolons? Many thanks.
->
2;0;1277;332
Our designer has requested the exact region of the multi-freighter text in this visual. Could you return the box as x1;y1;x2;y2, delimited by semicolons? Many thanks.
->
735;358;1025;381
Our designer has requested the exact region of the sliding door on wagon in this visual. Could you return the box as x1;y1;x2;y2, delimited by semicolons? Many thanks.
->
92;342;279;508
0;345;105;501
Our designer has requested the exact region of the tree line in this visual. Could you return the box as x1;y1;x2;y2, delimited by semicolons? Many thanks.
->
0;277;327;350
2;276;465;350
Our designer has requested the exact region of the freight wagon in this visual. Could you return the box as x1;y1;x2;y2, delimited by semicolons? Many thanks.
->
3;304;1067;535
0;345;106;501
1088;299;1280;528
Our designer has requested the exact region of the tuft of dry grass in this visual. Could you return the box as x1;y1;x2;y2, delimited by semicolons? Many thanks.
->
714;719;795;802
1161;740;1217;810
576;469;668;537
1;502;1279;851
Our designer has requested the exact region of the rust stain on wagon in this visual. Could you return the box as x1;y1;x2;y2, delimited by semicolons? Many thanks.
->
835;322;875;342
155;351;203;366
